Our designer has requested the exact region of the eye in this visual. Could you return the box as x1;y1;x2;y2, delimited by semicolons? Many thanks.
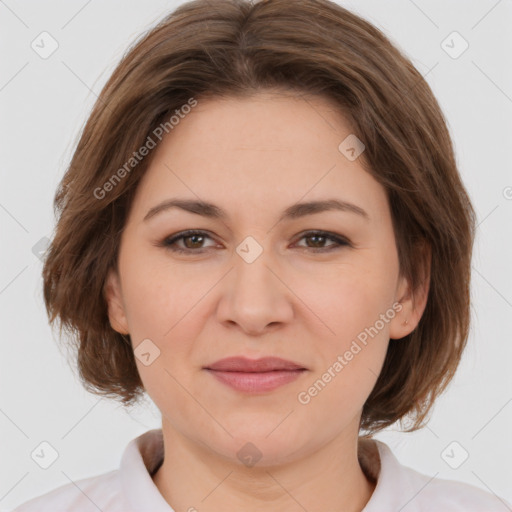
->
157;229;351;254
160;230;217;254
293;230;351;252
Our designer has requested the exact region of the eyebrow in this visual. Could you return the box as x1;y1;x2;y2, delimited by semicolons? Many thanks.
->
143;198;370;223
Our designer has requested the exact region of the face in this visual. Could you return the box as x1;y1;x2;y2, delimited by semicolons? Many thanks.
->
105;91;424;466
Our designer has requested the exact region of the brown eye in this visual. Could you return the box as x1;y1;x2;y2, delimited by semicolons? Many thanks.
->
295;231;351;251
181;233;206;249
304;234;329;248
161;230;216;253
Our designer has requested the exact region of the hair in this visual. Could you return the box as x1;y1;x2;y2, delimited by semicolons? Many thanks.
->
42;0;476;435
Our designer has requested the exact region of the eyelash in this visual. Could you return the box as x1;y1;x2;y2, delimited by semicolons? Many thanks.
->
158;229;351;254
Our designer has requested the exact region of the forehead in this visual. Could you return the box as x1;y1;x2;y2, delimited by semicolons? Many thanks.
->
167;91;352;155
128;92;388;224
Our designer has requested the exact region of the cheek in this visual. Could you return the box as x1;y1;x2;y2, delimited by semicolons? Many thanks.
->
303;252;398;388
121;259;204;415
119;245;203;340
119;248;213;378
308;258;398;341
296;276;394;427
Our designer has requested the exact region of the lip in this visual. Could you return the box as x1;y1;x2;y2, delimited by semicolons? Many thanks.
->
204;357;308;393
205;356;306;372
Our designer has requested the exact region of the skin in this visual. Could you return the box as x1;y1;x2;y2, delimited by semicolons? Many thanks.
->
105;90;429;512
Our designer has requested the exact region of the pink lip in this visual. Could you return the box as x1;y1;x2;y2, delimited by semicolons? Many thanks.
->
204;357;307;393
205;356;306;372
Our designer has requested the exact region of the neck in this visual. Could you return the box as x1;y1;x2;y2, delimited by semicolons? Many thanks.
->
152;422;377;512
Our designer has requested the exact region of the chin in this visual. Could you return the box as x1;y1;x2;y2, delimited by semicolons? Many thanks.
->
203;424;307;468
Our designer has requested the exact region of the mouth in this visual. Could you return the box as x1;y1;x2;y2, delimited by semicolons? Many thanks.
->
203;356;308;393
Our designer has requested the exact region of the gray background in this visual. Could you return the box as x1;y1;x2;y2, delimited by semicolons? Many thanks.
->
1;0;511;509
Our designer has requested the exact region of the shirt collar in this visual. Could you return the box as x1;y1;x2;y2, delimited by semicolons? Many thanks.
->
361;439;421;511
120;429;172;511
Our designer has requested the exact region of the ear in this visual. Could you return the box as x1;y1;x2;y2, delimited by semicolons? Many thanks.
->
389;241;431;340
104;267;130;335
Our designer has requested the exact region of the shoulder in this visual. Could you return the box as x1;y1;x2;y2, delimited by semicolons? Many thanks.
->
11;428;167;512
365;440;511;512
11;470;126;512
403;464;510;511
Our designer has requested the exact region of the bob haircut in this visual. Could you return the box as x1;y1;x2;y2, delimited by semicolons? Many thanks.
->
43;0;476;435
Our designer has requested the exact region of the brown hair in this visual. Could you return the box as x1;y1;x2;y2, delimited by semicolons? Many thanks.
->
43;0;476;434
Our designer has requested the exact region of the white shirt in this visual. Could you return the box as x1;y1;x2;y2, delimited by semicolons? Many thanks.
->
12;428;510;511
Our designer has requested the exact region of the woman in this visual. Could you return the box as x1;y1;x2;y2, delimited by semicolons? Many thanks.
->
13;0;510;510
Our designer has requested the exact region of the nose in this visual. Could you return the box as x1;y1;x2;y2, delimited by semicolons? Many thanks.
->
216;246;294;336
